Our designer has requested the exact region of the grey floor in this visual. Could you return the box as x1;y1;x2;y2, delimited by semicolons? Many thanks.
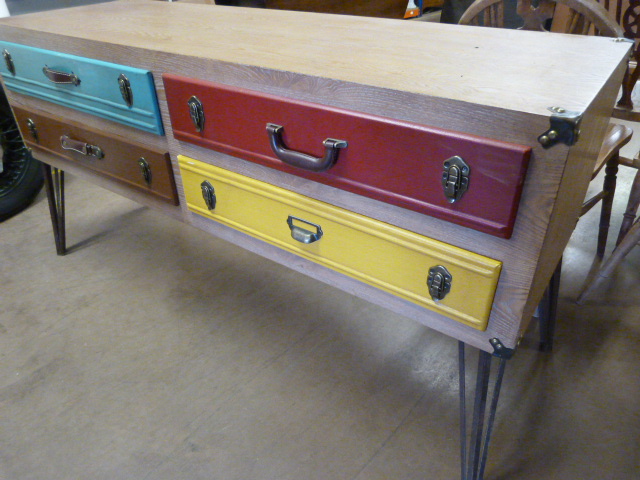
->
1;149;639;479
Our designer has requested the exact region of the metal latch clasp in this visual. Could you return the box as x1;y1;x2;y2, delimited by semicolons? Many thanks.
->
26;118;38;143
138;157;152;185
118;73;134;107
441;156;470;203
427;265;452;301
3;49;15;75
188;96;205;133
201;180;216;210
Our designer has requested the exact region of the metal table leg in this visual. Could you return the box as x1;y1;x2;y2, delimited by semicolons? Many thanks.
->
538;260;562;352
42;163;66;255
458;340;512;480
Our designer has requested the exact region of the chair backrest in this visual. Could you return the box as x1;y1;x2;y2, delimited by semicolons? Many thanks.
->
595;0;640;112
459;0;623;37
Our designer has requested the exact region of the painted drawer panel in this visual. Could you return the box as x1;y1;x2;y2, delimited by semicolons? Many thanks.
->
165;74;531;238
14;106;177;205
179;155;502;330
0;42;164;135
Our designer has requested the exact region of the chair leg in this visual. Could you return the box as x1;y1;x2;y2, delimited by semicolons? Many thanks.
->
42;163;66;256
538;259;562;352
578;218;640;303
616;169;640;246
597;155;619;258
617;64;635;111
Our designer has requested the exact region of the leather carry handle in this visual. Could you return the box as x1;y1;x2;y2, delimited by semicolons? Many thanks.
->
60;135;104;159
266;123;347;173
43;66;80;86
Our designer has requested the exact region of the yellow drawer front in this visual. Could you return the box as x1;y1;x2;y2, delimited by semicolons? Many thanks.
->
178;156;502;330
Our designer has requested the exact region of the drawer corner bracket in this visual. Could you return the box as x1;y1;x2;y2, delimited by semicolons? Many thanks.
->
537;107;582;149
489;338;516;359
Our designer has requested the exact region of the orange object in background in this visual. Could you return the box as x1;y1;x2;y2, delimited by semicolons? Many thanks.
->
404;0;421;17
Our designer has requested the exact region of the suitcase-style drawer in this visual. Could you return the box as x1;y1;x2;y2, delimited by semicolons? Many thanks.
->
165;74;531;239
14;107;178;205
179;155;502;330
0;42;164;135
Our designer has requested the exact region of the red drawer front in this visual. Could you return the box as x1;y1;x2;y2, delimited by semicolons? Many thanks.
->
164;74;531;238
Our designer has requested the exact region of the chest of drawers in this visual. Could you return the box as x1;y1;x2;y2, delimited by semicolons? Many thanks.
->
0;0;627;352
0;1;630;476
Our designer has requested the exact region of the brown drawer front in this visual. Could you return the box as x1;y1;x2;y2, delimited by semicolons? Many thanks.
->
164;74;531;238
13;107;178;205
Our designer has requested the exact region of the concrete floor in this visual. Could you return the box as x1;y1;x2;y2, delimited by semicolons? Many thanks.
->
1;150;639;479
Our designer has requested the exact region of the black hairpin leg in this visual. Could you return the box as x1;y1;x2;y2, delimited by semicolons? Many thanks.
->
42;163;66;255
538;260;562;352
459;341;511;480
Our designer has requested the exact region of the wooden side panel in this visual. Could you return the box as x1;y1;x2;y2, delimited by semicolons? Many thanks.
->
12;106;178;205
179;155;503;331
520;56;630;330
164;74;532;238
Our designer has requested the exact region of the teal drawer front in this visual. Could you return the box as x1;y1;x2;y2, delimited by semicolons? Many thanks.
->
0;42;164;135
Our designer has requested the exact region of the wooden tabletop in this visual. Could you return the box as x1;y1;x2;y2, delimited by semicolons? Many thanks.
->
0;0;630;116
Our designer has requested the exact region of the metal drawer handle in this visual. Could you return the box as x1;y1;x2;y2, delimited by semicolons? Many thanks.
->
60;135;104;159
43;66;80;86
266;123;347;173
287;215;323;244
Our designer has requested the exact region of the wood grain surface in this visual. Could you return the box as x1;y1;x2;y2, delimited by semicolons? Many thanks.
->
0;0;629;116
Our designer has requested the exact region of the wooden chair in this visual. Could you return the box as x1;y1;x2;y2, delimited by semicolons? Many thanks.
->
577;0;640;246
459;0;622;33
577;213;640;301
589;0;640;120
459;0;632;259
461;0;640;252
458;0;634;351
579;142;640;302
